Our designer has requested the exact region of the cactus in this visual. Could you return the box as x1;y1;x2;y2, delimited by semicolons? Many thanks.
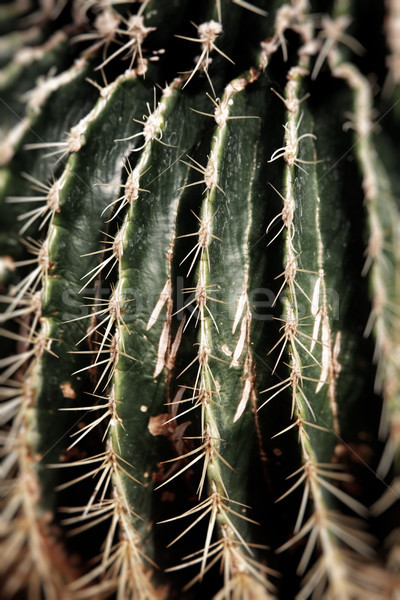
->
1;0;399;598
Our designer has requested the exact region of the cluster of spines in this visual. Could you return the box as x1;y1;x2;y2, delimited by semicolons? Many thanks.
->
2;2;249;598
0;2;342;598
49;78;176;599
76;80;181;599
0;48;81;581
153;75;277;598
0;15;165;592
0;196;66;595
261;11;384;591
1;1;399;599
325;19;400;586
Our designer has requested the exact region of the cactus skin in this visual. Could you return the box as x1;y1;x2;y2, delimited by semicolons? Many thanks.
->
0;1;399;598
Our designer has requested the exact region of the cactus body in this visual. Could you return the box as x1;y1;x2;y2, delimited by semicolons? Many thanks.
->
1;1;400;599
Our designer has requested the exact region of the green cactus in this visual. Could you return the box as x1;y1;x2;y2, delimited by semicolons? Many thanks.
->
1;1;400;598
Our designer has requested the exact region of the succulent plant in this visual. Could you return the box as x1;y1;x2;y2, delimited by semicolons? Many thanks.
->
1;0;400;598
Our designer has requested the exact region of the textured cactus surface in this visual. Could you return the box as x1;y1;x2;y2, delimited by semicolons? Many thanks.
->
1;1;400;598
